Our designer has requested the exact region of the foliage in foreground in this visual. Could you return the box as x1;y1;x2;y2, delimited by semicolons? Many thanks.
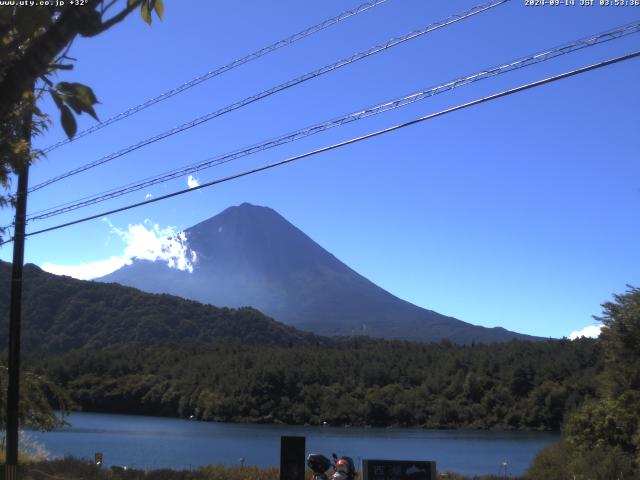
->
527;286;640;479
29;337;601;431
16;458;279;480
527;439;636;480
0;432;49;465
0;1;164;234
437;474;522;480
14;458;520;480
0;366;72;432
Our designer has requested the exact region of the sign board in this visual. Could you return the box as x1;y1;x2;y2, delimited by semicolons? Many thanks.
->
280;436;306;480
362;460;437;480
94;452;103;466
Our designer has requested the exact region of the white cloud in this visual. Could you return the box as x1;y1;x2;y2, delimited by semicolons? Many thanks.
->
41;219;196;280
42;256;128;280
569;324;602;340
187;175;200;189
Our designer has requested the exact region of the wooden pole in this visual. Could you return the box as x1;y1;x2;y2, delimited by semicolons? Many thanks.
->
4;108;32;480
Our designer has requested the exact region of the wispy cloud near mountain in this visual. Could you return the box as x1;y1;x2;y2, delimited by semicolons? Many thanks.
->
42;218;196;280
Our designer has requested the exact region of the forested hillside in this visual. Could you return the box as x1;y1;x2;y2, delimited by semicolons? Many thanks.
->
30;338;601;430
0;261;322;351
0;260;605;432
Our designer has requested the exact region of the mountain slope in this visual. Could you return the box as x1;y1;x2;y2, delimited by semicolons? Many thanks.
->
101;203;539;343
0;261;321;352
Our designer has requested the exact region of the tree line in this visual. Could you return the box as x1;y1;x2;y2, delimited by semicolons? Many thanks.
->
28;337;601;431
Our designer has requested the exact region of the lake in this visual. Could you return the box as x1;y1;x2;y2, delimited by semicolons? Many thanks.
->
31;412;558;476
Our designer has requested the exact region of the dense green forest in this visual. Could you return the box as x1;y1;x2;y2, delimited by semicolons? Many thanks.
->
2;260;603;432
28;338;601;431
526;286;640;479
0;262;322;350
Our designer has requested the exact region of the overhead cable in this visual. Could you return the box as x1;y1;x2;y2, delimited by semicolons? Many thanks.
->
40;0;390;154
25;21;640;222
3;49;636;246
29;0;510;193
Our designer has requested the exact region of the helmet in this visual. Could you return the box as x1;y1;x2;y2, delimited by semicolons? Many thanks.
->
335;457;356;477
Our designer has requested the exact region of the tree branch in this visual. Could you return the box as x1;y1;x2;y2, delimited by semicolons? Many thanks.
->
0;0;141;119
53;39;76;64
101;0;120;15
0;2;101;119
82;0;142;38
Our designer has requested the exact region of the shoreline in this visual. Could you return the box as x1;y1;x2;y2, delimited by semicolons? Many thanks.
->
57;408;561;433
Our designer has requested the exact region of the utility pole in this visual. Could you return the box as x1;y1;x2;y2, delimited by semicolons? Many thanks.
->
4;107;32;480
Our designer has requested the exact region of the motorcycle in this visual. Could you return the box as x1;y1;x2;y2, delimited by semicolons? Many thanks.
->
307;453;357;480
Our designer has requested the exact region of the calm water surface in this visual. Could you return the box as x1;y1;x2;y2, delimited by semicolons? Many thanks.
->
32;412;558;476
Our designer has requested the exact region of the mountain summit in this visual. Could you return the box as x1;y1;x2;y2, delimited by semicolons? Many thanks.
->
100;203;537;343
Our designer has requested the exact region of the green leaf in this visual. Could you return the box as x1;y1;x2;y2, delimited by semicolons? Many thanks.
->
60;105;77;139
70;83;98;105
127;0;138;6
50;90;63;109
141;1;152;25
57;81;98;104
55;82;73;96
83;104;98;120
55;82;99;120
154;0;164;20
69;83;99;120
62;95;83;115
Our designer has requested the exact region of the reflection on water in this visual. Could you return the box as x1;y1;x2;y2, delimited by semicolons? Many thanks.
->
31;412;558;476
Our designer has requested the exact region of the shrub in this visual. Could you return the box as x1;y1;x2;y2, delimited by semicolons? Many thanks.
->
527;439;637;480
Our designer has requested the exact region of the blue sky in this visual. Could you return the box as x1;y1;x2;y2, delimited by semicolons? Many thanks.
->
1;0;638;338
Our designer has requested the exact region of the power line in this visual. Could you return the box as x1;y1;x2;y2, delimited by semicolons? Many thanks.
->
3;49;636;246
40;0;390;154
25;21;640;222
29;0;510;193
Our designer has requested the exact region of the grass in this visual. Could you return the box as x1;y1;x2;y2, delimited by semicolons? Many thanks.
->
15;458;280;480
5;457;525;480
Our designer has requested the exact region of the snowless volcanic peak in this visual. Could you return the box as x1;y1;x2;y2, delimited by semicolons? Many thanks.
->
99;203;539;344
